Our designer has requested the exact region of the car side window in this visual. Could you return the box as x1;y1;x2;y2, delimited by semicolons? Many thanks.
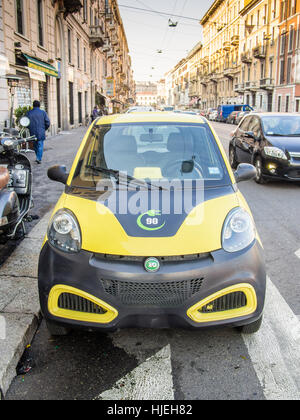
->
239;116;251;131
248;117;262;139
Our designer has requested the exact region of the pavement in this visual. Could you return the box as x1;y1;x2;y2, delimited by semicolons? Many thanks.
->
0;127;86;398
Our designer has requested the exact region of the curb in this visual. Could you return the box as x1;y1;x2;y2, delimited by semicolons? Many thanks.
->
0;211;52;397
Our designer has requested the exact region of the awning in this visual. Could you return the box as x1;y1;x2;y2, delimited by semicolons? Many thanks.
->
23;54;58;78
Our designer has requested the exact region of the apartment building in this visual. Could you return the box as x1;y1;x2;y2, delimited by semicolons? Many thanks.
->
0;0;135;133
135;81;157;107
200;0;243;109
237;0;280;111
274;0;300;112
0;2;9;128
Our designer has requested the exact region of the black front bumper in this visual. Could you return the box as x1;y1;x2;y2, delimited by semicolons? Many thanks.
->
38;241;266;331
261;156;300;181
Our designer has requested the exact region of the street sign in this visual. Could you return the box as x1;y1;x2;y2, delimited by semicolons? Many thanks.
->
105;77;115;97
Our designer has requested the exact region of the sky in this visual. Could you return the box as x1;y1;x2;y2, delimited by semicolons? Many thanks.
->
118;0;215;82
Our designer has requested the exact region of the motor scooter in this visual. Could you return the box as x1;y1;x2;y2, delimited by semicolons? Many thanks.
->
0;116;36;239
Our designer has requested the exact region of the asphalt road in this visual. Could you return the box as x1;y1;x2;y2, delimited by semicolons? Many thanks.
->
4;122;300;401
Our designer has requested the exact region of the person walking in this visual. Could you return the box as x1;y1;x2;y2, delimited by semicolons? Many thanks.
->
26;100;50;164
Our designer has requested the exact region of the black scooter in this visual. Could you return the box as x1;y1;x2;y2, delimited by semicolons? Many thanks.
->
0;119;36;239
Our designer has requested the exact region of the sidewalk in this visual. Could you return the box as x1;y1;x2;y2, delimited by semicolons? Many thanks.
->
0;126;86;398
0;211;52;398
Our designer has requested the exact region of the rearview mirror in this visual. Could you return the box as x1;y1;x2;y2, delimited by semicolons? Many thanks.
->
48;165;69;184
181;160;194;173
234;163;256;183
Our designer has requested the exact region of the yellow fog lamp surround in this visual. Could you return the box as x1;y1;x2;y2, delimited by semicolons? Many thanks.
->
48;285;118;324
187;283;257;323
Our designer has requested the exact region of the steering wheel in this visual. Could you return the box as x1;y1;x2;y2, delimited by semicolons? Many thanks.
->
163;159;203;179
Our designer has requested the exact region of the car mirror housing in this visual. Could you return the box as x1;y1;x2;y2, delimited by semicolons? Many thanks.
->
245;131;257;140
48;165;69;184
234;163;256;183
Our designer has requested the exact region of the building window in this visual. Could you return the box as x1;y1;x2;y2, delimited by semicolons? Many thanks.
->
287;57;292;83
278;95;282;112
285;95;290;112
83;47;86;72
77;38;80;69
289;26;294;51
280;59;285;84
37;0;44;46
15;0;24;35
68;29;72;64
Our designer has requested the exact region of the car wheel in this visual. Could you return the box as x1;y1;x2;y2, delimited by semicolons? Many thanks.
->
237;315;263;334
229;146;238;169
46;320;70;336
254;157;267;184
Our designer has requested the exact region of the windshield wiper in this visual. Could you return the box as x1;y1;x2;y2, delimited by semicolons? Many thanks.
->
86;165;166;190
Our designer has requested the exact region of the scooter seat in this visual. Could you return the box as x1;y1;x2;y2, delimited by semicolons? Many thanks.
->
0;167;9;190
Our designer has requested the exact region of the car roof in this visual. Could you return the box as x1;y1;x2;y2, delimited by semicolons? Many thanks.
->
96;112;207;125
249;112;300;118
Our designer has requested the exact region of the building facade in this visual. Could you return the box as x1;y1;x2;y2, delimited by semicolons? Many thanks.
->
274;0;300;112
135;81;157;107
166;0;300;113
0;0;135;133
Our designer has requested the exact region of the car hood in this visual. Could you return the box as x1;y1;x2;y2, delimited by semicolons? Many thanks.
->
265;135;300;152
51;186;245;256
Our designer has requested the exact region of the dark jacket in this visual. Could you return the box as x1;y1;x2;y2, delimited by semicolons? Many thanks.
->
26;107;50;141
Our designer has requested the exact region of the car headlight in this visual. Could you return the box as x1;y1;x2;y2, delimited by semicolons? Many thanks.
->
48;209;81;253
264;147;287;160
222;208;255;253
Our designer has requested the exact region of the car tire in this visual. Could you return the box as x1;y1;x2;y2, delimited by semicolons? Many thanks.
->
46;320;70;336
229;146;238;169
254;156;267;184
238;315;263;334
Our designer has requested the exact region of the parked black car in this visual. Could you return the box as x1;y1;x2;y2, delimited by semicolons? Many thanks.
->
229;113;300;184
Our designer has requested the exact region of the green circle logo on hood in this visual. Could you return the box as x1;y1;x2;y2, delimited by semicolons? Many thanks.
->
137;210;166;231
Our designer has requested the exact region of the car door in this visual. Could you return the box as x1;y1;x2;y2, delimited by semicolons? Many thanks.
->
235;115;251;163
242;116;262;163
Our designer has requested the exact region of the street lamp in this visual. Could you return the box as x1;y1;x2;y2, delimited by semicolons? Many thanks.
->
5;74;22;129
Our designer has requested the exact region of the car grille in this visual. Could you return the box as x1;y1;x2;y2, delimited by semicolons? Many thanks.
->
199;291;247;313
58;293;107;314
100;277;204;307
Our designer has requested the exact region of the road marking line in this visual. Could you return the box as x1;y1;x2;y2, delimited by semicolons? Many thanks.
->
295;249;300;259
242;278;300;400
95;345;174;400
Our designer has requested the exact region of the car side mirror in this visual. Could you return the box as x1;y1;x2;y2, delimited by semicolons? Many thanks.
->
48;165;69;184
245;131;256;139
234;163;256;183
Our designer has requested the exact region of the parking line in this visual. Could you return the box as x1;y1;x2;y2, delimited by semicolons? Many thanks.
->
295;249;300;259
242;278;300;400
95;345;174;400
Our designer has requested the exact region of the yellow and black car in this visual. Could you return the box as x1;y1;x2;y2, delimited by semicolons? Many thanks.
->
38;112;266;336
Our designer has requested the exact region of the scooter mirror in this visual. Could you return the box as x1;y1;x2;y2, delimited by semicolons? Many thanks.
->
20;116;30;128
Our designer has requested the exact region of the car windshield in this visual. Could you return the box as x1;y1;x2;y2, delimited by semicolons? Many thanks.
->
262;116;300;136
71;122;231;189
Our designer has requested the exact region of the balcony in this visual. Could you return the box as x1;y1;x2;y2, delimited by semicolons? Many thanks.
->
253;45;266;59
244;81;258;91
260;78;274;89
53;0;82;18
224;67;234;79
89;25;105;48
231;35;239;47
223;41;231;51
234;83;245;93
241;52;252;64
